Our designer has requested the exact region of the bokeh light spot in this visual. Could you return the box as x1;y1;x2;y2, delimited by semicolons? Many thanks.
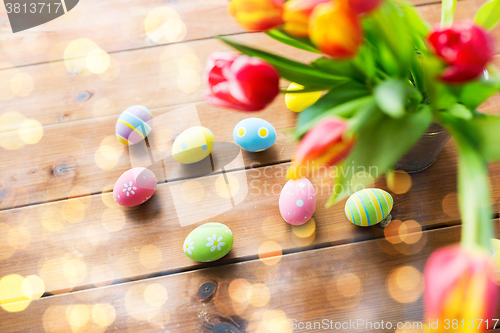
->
177;69;200;93
384;219;403;244
65;304;90;332
11;72;34;97
139;245;163;269
442;192;460;218
144;284;168;308
291;218;316;238
400;220;422;244
387;266;424;303
249;283;271;307
258;241;282;266
336;273;361;298
92;304;116;327
215;174;240;199
22;275;45;300
7;225;30;250
387;170;412;194
228;279;252;303
0;274;31;312
180;180;204;204
86;49;110;74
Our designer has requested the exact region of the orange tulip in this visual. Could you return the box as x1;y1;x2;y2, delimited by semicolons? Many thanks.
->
309;2;362;59
283;0;330;38
424;245;498;332
287;117;355;180
229;0;285;31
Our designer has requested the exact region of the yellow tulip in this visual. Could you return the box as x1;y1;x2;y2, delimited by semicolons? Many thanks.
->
285;83;322;112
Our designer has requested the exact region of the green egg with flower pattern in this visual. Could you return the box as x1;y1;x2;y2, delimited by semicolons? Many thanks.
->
183;222;234;262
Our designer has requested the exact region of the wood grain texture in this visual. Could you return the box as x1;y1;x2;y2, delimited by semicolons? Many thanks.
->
1;224;498;333
0;0;467;69
1;139;499;294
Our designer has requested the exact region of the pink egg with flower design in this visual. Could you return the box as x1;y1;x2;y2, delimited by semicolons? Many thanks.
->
113;167;157;207
279;178;316;225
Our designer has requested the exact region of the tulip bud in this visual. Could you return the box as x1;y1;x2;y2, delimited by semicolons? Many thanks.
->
282;0;330;38
309;2;362;59
428;22;495;83
343;0;383;15
288;117;354;180
204;51;280;112
285;82;322;112
424;245;498;332
229;0;285;31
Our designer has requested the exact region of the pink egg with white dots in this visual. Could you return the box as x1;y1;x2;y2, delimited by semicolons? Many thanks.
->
113;167;157;207
279;178;316;225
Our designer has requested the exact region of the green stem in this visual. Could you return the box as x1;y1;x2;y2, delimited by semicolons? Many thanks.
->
439;113;493;250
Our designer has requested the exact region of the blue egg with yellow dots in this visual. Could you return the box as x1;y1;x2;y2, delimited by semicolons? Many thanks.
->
233;118;276;152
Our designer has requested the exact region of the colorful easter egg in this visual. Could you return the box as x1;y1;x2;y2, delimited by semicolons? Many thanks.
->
183;223;234;262
233;118;276;152
113;167;157;207
285;82;322;112
172;126;215;164
115;105;153;145
279;178;316;225
345;188;393;226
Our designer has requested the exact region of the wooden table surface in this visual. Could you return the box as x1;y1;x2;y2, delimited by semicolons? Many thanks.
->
0;0;499;332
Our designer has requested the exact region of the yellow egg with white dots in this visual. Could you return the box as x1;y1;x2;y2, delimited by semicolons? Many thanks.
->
285;83;322;112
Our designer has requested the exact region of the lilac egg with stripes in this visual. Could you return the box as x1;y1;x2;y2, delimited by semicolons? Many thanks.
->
115;105;153;145
345;188;393;227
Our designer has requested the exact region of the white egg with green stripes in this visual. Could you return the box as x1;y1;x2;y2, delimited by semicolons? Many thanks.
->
345;188;393;227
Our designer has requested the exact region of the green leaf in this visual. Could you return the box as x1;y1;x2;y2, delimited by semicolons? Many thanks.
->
444;104;473;120
374;79;422;118
469;113;500;162
364;1;413;77
327;105;432;206
439;112;493;249
441;0;457;27
454;68;500;110
266;30;321;54
311;57;366;83
475;0;500;30
295;81;370;137
218;36;349;89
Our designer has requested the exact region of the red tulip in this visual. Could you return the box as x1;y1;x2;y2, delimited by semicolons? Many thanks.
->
229;0;285;31
288;117;355;180
428;22;495;83
424;245;498;332
283;0;330;38
204;51;280;112
343;0;383;15
309;2;362;59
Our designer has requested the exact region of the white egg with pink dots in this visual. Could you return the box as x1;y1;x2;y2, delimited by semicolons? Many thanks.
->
279;178;316;225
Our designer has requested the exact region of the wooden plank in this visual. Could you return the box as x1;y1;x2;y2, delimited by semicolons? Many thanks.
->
1;139;500;294
0;99;299;209
0;0;244;70
1;224;497;332
0;1;498;127
0;0;464;69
